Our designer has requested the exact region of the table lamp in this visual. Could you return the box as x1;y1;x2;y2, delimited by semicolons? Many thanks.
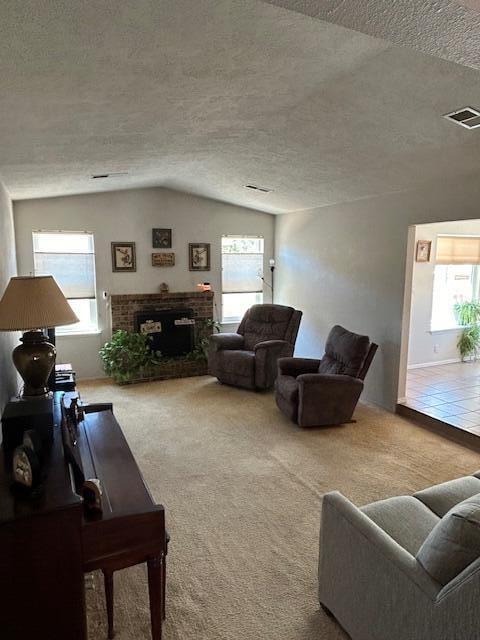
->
0;276;79;398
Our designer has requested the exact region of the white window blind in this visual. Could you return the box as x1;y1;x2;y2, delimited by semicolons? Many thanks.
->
222;253;263;293
221;236;264;323
33;231;98;334
436;236;480;265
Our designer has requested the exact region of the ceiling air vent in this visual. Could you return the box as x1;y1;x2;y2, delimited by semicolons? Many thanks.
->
244;184;273;193
444;107;480;129
91;172;128;179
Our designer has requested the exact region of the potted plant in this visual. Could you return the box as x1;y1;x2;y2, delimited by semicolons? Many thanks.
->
99;330;161;383
454;301;480;361
187;318;221;361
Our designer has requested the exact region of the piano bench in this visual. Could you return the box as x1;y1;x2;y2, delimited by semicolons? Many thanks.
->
101;532;170;640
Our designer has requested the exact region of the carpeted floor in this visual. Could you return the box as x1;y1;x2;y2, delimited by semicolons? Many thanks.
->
80;375;480;640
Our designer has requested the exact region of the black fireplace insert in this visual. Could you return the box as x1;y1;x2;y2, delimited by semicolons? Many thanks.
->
134;308;195;357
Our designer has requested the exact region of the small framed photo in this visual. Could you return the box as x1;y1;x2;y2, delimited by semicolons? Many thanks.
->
152;252;175;267
152;228;172;248
416;240;431;262
189;243;210;271
111;242;136;272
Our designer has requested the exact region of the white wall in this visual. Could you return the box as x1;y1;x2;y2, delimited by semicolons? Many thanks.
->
275;172;480;411
14;188;274;378
408;219;480;367
0;181;19;411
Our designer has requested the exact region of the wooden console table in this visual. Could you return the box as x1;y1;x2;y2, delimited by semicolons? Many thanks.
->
0;392;166;640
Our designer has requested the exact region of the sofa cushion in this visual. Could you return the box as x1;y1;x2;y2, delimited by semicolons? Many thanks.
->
216;350;255;379
416;493;480;586
241;304;294;351
275;374;299;405
414;476;480;517
361;496;440;556
318;325;370;378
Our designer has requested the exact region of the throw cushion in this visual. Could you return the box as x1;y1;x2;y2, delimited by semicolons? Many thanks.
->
416;493;480;586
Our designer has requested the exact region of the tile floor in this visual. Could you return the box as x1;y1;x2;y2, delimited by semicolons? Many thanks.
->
403;361;480;435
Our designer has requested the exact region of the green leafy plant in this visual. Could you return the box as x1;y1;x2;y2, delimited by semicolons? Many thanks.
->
454;301;480;360
187;318;221;360
99;330;162;383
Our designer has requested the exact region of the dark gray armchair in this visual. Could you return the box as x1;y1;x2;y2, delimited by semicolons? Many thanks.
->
275;325;377;427
208;304;302;390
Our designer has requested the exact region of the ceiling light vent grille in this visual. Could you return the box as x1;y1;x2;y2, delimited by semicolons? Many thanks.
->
244;184;273;193
444;107;480;129
91;172;128;179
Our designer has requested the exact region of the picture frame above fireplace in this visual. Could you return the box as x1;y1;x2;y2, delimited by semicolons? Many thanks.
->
152;228;172;249
111;242;136;272
152;252;175;267
189;243;210;271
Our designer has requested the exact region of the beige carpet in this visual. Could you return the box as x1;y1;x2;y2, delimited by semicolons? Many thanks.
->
80;375;480;640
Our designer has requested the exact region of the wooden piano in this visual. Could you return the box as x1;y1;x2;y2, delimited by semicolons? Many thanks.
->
0;391;166;640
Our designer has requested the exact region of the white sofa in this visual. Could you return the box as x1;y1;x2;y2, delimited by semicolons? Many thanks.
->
319;472;480;640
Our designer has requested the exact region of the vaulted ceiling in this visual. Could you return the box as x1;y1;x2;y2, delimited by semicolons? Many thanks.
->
1;0;480;213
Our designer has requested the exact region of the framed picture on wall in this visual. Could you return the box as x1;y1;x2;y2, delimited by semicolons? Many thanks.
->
152;252;175;267
152;228;172;248
189;243;210;271
111;242;136;272
416;240;431;262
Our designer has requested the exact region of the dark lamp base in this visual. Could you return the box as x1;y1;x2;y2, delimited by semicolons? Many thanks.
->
13;330;56;398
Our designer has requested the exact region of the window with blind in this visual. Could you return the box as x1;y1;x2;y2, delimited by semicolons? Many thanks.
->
431;235;480;331
33;231;98;335
221;236;264;323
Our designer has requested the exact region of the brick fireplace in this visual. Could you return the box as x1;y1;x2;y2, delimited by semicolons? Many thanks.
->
110;290;214;382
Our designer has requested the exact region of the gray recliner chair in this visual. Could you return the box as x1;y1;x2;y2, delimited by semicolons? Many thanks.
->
208;304;302;390
275;325;377;427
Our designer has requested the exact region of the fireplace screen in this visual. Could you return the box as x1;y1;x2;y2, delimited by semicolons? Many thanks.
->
134;309;195;357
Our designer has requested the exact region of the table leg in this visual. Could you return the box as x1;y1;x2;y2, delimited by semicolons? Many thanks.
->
162;555;166;621
103;569;115;639
147;554;164;640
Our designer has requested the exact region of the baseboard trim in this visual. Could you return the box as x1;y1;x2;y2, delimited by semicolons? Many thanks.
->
408;358;462;369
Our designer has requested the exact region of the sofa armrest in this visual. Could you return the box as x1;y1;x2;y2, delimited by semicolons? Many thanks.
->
254;339;288;353
297;373;363;388
320;492;440;601
278;357;321;377
254;340;288;389
296;373;365;426
209;332;244;352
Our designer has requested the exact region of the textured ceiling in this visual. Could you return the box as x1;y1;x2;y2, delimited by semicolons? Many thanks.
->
1;0;480;213
264;0;480;71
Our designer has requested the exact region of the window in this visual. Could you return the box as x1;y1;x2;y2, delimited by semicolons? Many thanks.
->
431;235;480;331
431;264;479;330
221;236;264;323
33;231;98;335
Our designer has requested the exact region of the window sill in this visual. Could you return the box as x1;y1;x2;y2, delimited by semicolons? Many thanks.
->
56;330;102;338
429;327;463;334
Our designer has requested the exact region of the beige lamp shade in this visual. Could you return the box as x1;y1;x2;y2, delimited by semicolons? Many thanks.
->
0;275;79;330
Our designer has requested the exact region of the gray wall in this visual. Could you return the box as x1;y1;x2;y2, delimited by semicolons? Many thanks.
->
0;181;18;411
14;187;274;378
275;172;480;410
